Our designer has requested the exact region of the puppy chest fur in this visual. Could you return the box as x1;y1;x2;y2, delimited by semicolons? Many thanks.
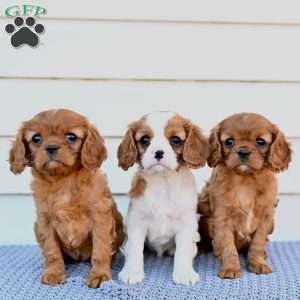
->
200;169;277;248
32;171;106;260
128;167;198;256
229;179;260;240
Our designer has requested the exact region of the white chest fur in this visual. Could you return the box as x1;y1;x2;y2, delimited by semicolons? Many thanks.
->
127;167;198;256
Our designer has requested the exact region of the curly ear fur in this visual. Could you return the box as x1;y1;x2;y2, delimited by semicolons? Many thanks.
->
81;125;107;170
183;124;209;169
207;126;222;168
268;126;292;172
117;129;137;171
9;126;29;174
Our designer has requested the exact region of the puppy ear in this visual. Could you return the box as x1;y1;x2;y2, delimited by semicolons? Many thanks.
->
81;125;107;170
183;123;208;169
9;126;29;174
268;126;292;172
117;129;137;171
207;126;222;168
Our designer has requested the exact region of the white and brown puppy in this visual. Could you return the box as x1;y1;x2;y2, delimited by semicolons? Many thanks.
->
117;111;208;285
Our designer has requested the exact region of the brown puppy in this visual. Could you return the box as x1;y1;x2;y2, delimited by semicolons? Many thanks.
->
9;109;124;288
198;113;292;279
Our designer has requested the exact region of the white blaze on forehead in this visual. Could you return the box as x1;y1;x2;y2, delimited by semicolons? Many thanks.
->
144;111;176;136
141;111;178;171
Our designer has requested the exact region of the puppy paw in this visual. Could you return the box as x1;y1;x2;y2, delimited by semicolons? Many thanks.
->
172;268;199;285
41;270;66;285
86;271;111;288
118;267;144;284
248;262;272;274
218;267;242;279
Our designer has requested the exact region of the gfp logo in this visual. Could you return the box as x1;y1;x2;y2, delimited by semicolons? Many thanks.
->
4;5;47;48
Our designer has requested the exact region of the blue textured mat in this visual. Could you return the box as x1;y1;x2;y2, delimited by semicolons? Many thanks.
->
0;242;300;300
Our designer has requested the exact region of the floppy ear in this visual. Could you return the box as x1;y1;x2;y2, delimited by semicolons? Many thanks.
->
117;129;138;171
268;126;292;172
9;126;29;174
81;125;107;170
183;123;209;169
207;126;222;168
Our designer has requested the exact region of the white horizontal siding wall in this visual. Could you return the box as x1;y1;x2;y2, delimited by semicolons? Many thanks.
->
0;1;299;244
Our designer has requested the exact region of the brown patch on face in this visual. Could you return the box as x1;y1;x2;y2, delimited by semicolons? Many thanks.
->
165;114;208;169
207;113;291;174
164;115;187;166
117;117;154;170
133;120;154;164
9;109;107;177
129;173;147;198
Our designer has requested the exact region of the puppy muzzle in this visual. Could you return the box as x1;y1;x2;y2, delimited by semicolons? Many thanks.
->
237;148;251;161
45;144;60;157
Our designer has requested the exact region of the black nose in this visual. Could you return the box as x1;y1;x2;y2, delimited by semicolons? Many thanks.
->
238;148;251;160
46;144;59;156
154;150;164;161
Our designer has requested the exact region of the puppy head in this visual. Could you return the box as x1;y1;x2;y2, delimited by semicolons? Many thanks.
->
208;113;292;174
9;109;107;176
118;111;208;172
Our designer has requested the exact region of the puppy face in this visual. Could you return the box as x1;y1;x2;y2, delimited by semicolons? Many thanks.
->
118;111;208;172
9;109;107;176
208;113;292;174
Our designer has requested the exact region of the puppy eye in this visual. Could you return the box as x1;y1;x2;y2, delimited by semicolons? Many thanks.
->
256;138;266;147
139;135;150;146
224;138;235;148
66;133;77;143
170;136;182;146
32;133;42;145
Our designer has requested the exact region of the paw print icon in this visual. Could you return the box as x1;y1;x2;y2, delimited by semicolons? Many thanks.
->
5;16;45;48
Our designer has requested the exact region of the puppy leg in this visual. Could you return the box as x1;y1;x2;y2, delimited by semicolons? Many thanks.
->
86;220;113;288
213;222;241;279
172;217;199;285
248;214;273;274
118;223;147;284
35;222;66;285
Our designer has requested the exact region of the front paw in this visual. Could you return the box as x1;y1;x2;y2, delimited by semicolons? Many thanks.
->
119;267;144;284
86;270;111;288
218;266;242;279
172;268;199;285
41;270;66;285
248;261;272;274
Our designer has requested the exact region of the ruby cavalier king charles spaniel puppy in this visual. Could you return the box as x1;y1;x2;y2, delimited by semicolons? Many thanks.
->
198;113;292;279
117;111;208;285
9;109;124;288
